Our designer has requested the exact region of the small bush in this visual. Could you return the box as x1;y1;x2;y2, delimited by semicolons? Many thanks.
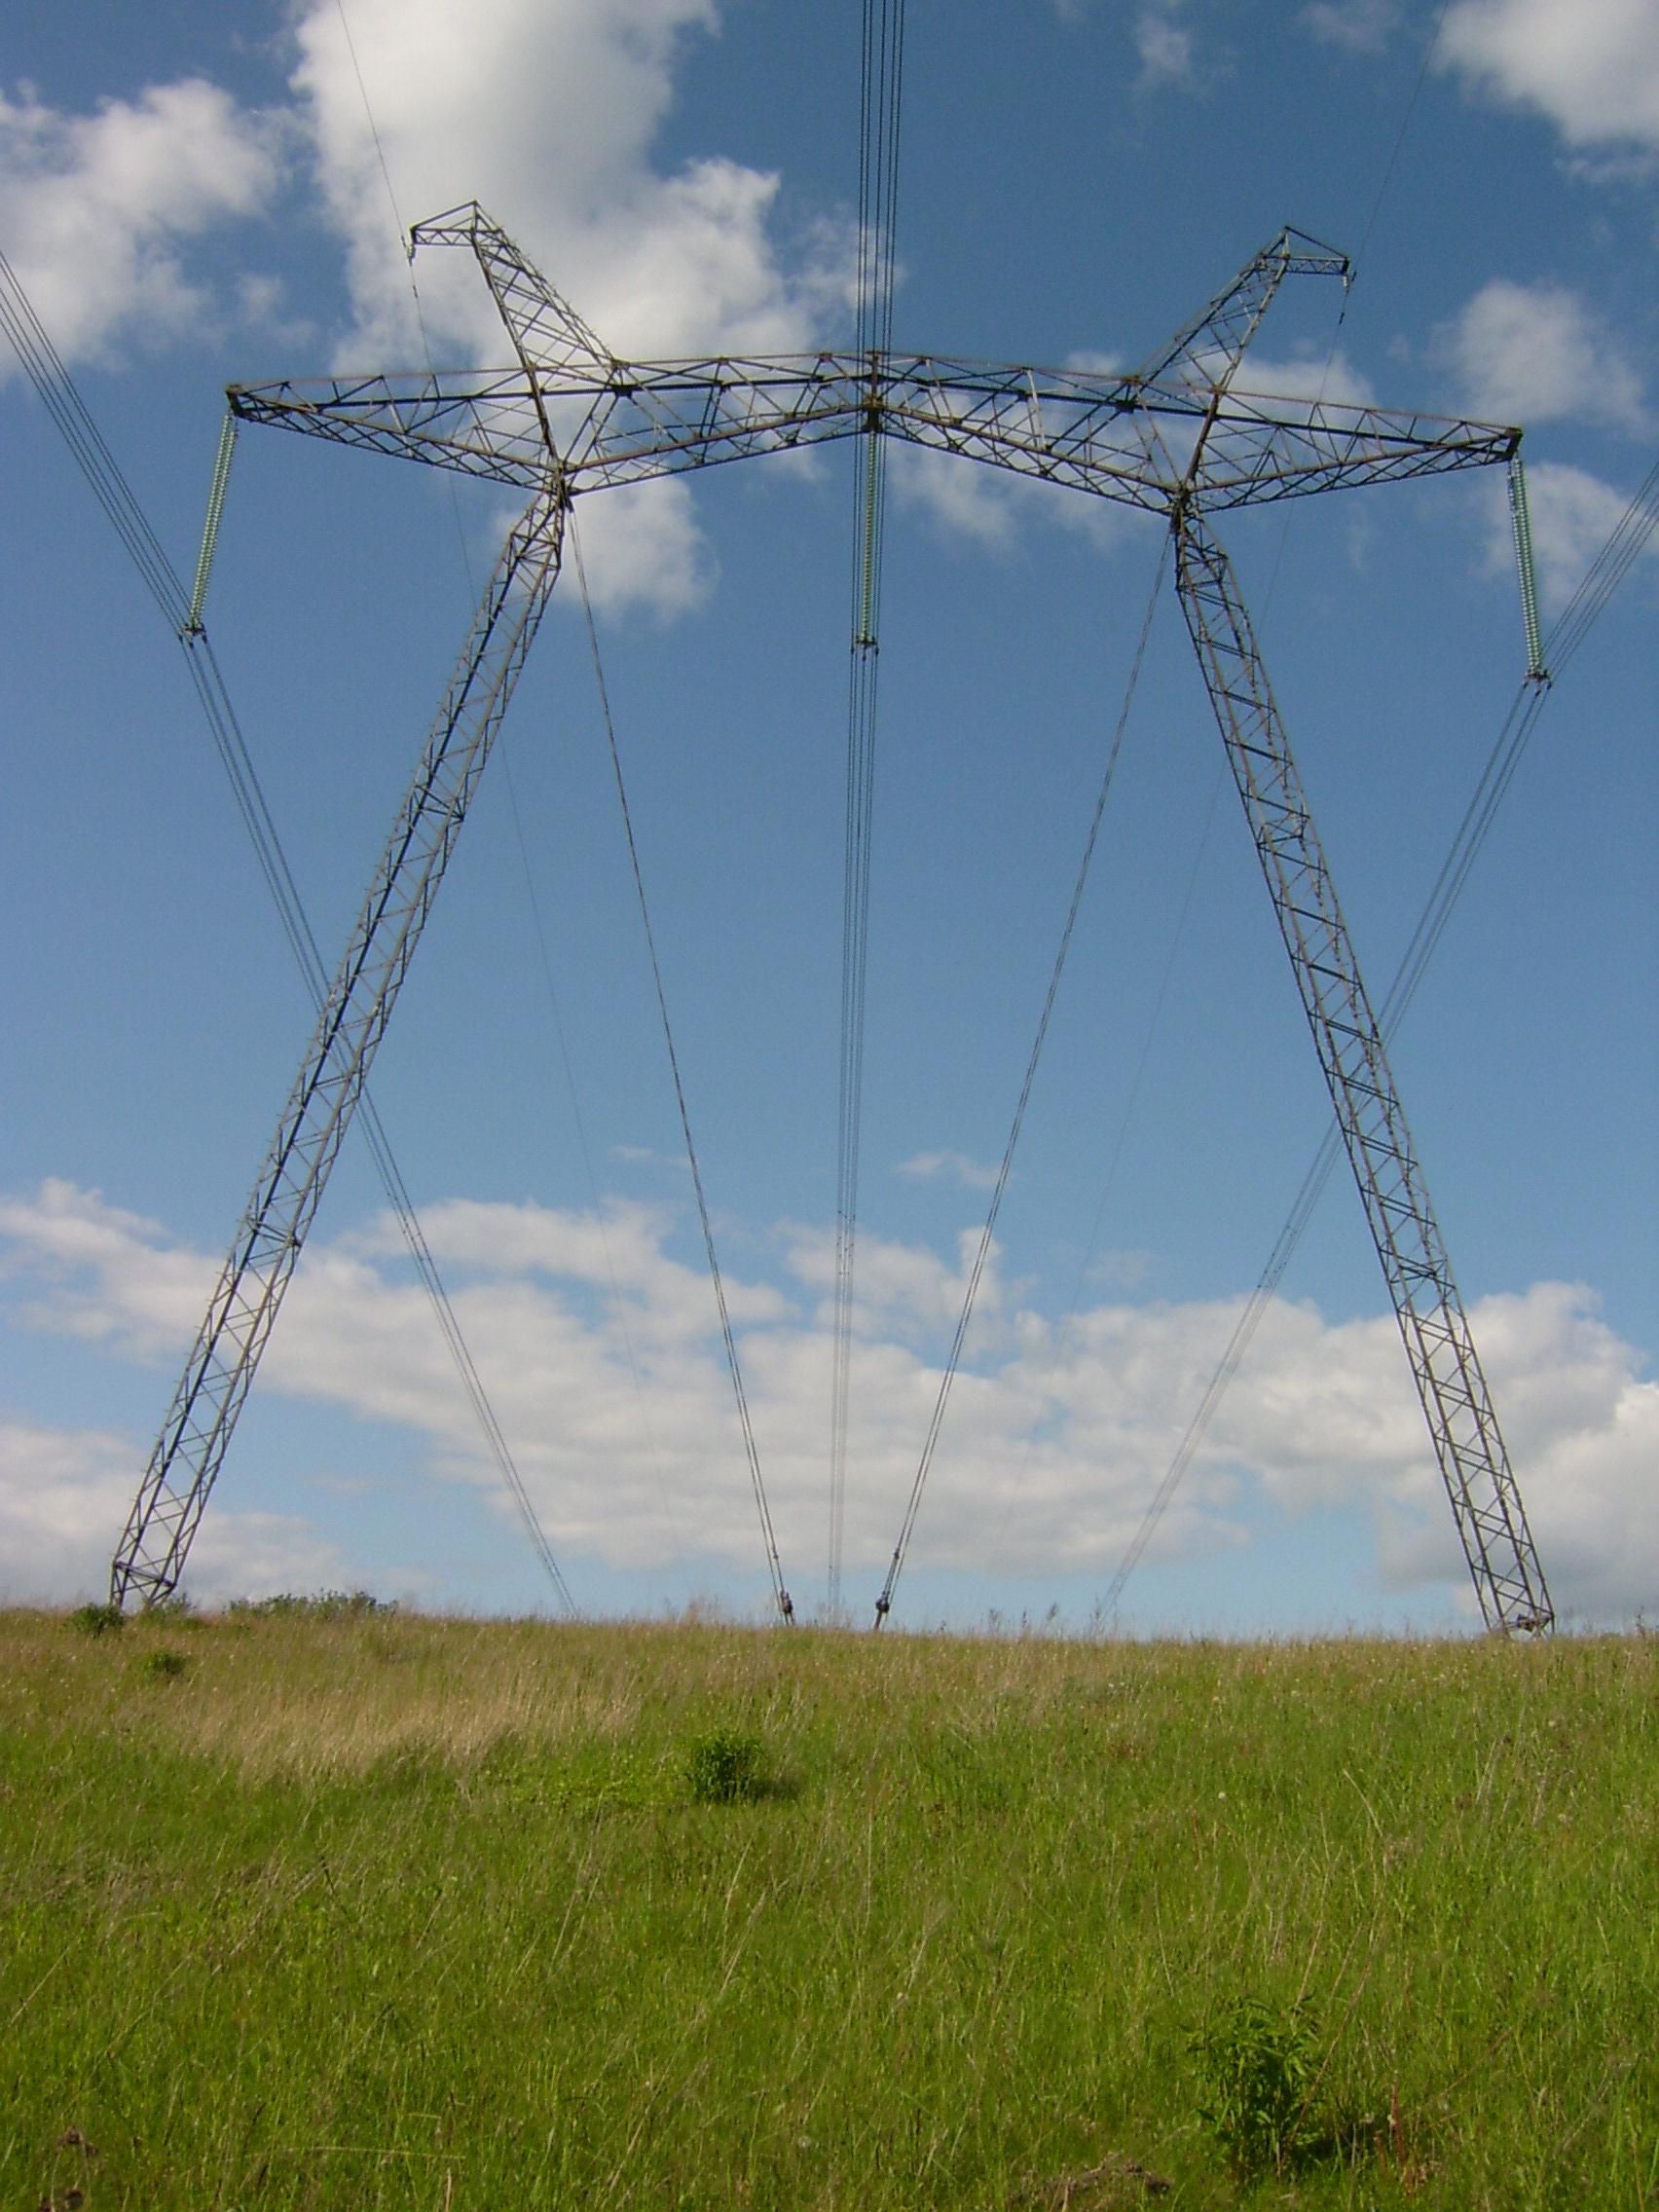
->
68;1603;125;1639
143;1592;196;1622
1190;1995;1322;2176
141;1648;190;1681
682;1727;767;1806
228;1590;393;1621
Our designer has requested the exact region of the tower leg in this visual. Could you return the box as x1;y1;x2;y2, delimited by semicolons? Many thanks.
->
1173;514;1552;1634
110;492;567;1606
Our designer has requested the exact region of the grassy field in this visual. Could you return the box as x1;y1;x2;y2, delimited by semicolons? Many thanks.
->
2;1605;1654;2210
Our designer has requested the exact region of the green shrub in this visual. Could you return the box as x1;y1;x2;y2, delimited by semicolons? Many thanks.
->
1190;1994;1322;2176
682;1726;766;1805
227;1590;393;1621
141;1648;190;1681
68;1603;125;1638
143;1593;197;1623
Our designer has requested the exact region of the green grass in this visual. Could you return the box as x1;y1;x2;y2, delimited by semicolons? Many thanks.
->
2;1609;1654;2209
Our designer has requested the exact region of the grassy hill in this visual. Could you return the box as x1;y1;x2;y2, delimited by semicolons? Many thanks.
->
3;1605;1654;2208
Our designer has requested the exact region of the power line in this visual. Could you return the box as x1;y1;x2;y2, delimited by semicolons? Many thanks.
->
568;517;795;1625
830;0;908;1616
872;536;1168;1628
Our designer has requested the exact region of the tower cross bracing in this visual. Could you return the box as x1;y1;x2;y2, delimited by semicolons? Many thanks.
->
110;204;1553;1635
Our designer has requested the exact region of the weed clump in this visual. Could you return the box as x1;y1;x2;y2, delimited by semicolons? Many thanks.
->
682;1726;767;1805
67;1603;124;1639
1190;1994;1322;2177
228;1590;393;1621
141;1648;191;1681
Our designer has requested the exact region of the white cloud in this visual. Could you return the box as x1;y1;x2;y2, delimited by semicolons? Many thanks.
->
0;1419;353;1606
568;476;718;622
2;1181;1654;1623
1234;350;1378;410
1302;0;1401;54
890;438;1146;560
1441;0;1659;150
1372;1283;1659;1623
782;1221;1008;1344
1479;457;1659;609
1136;4;1198;91
0;77;283;376
1445;278;1647;433
288;0;852;364
0;1178;212;1357
899;1149;1002;1194
890;442;1024;551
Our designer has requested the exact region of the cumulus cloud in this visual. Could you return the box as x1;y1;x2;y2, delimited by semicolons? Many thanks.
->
288;0;852;365
891;439;1148;560
2;1181;1653;1623
0;76;283;376
1440;0;1659;151
1233;350;1378;410
782;1221;1009;1344
0;1178;213;1357
1372;1283;1659;1622
567;477;718;622
0;1419;356;1606
899;1150;1002;1194
1302;0;1401;54
891;444;1024;550
1445;278;1647;433
1135;3;1198;92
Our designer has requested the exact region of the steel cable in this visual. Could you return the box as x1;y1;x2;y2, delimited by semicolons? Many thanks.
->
872;536;1169;1627
568;516;795;1624
830;0;907;1615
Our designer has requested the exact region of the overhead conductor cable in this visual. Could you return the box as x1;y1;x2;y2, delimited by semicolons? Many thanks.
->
569;521;795;1626
830;0;906;1617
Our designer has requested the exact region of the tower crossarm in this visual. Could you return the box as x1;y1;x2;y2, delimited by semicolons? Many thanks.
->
1180;391;1519;511
229;209;1503;516
232;355;1517;519
1172;511;1553;1636
229;372;555;489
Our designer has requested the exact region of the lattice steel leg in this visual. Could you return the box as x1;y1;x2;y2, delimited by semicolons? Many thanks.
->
1173;512;1552;1634
111;492;567;1606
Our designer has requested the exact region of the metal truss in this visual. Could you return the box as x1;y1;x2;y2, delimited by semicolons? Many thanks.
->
1174;517;1550;1632
114;202;1552;1630
110;493;566;1605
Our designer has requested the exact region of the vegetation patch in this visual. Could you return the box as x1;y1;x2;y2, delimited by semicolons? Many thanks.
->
682;1723;770;1804
66;1601;124;1638
226;1588;395;1621
0;1612;1652;2209
1190;1993;1325;2176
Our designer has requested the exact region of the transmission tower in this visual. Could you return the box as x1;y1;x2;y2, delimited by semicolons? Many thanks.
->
112;206;1551;1634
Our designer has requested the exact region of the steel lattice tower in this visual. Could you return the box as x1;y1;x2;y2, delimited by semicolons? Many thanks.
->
111;207;1552;1634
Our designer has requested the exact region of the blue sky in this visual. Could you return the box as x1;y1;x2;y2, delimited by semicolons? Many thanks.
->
2;0;1655;1631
